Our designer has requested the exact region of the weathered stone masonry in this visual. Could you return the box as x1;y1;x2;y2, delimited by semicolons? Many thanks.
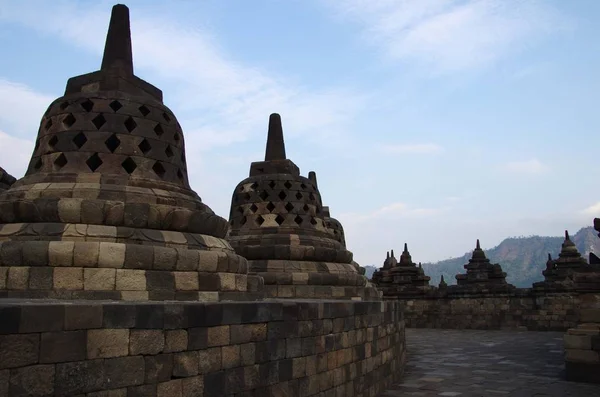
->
0;300;405;396
0;4;406;396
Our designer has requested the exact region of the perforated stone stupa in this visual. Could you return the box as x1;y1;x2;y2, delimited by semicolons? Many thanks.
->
372;244;431;297
0;4;249;301
0;166;16;192
227;113;379;300
454;239;513;290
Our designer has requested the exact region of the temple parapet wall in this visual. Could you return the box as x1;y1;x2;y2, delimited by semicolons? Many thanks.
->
392;287;600;331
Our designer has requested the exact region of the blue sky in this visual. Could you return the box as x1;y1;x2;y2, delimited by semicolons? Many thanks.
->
1;0;600;267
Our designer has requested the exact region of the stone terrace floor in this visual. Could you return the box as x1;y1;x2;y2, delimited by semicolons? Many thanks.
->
381;329;600;397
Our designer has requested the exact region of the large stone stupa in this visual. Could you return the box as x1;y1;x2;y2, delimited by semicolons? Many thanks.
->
226;114;380;300
0;4;249;301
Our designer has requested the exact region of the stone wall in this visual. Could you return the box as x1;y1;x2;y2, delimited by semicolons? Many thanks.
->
395;290;600;331
0;300;405;397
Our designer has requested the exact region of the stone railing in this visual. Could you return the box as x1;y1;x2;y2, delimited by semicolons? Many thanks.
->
390;287;600;331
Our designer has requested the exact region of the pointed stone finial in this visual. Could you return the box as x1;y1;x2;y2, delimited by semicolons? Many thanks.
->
548;253;552;261
386;251;389;259
308;171;318;188
403;243;408;253
391;249;394;258
264;113;286;161
565;230;570;241
441;275;445;282
101;4;134;75
418;262;422;268
476;239;481;250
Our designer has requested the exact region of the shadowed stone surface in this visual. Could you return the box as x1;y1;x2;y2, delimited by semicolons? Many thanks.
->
373;244;432;297
227;114;379;300
0;167;15;192
0;4;249;301
380;329;600;397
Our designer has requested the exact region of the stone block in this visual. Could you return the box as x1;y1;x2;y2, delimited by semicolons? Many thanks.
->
174;271;199;290
0;334;39;369
207;325;230;347
0;369;7;397
103;304;136;328
87;329;130;359
98;242;126;268
7;267;28;290
240;343;256;366
115;269;146;291
157;379;182;397
128;384;157;397
230;323;267;344
54;267;83;290
0;267;6;289
28;267;53;290
145;354;173;383
580;309;600;323
48;241;74;267
55;359;106;395
74;242;100;267
21;241;49;267
65;304;103;330
9;364;55;397
182;375;204;397
198;347;222;374
130;329;165;355
222;345;241;369
104;356;145;390
84;268;116;290
135;304;164;328
20;305;64;332
564;334;592;350
565;349;599;363
86;388;128;396
0;307;20;334
165;330;188;353
173;351;199;377
40;330;86;363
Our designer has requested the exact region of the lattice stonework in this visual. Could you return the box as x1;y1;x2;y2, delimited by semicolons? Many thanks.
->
229;177;325;230
29;96;189;187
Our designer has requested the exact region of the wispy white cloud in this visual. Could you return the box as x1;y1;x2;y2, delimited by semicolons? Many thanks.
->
323;0;564;74
0;80;54;136
0;130;33;178
503;158;547;174
379;143;444;154
581;202;600;216
0;1;365;151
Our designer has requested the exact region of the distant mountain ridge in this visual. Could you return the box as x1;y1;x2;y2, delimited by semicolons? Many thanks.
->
421;227;599;288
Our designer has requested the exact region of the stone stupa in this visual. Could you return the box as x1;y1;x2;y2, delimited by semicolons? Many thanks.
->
373;244;431;297
534;230;599;291
0;166;16;192
454;239;513;291
226;114;380;300
0;4;249;301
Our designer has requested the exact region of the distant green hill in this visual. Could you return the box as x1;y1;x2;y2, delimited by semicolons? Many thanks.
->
420;226;599;288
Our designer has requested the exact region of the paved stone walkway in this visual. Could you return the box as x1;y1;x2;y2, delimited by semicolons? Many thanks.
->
382;329;600;397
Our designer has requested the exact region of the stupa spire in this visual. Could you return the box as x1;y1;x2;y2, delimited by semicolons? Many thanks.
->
308;171;318;188
565;230;571;241
101;4;134;75
391;249;395;258
403;243;408;253
476;239;481;250
264;113;286;161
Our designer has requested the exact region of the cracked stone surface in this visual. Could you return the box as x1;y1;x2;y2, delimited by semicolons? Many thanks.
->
381;329;600;397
